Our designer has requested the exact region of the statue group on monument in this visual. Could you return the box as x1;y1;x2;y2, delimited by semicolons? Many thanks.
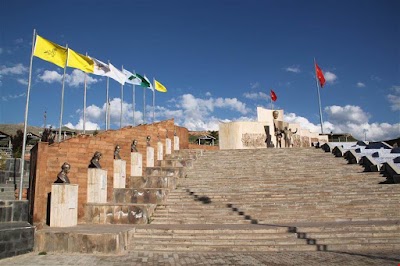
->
272;110;297;148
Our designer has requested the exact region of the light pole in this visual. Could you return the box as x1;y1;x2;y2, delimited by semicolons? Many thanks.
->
363;129;368;141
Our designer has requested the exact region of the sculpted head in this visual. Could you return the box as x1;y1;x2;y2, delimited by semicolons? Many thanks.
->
273;110;279;120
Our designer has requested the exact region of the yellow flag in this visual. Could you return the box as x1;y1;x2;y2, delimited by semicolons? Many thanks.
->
33;35;67;68
67;49;94;73
154;79;167;92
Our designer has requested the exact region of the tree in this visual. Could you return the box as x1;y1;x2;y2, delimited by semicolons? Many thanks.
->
41;128;55;144
11;130;24;158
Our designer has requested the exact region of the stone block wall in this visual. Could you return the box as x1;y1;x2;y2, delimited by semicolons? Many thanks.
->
29;119;188;228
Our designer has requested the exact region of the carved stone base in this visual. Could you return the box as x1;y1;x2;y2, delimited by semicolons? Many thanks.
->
50;184;78;227
87;168;107;203
113;160;126;189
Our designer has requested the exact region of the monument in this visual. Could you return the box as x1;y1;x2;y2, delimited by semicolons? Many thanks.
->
50;162;78;227
113;145;126;189
131;139;142;176
87;152;107;203
146;135;154;167
219;107;328;150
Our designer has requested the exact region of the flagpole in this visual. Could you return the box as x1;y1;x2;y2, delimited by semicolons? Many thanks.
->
132;70;136;126
143;75;146;124
105;74;109;130
270;90;273;110
314;58;324;134
83;52;88;134
58;44;68;142
152;78;155;122
120;65;124;129
18;29;36;200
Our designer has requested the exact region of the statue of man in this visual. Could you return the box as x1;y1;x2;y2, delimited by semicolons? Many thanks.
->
114;145;121;159
55;162;71;183
131;139;138;152
89;151;102;168
146;135;151;147
284;127;298;148
273;110;283;148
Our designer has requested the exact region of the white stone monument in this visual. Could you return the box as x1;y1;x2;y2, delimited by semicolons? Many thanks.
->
131;152;143;176
165;138;172;155
157;141;164;161
113;159;126;188
147;146;155;167
50;184;78;227
174;136;180;151
87;168;107;203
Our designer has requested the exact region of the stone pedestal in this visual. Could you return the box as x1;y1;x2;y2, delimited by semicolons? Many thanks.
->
50;184;78;227
130;152;142;177
113;160;126;188
165;138;172;155
157;142;164;161
87;168;107;203
147;147;154;167
174;136;180;151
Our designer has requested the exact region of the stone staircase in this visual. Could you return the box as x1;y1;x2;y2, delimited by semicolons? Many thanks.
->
84;150;204;225
128;148;400;253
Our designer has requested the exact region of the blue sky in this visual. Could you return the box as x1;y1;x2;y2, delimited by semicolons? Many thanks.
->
1;0;399;141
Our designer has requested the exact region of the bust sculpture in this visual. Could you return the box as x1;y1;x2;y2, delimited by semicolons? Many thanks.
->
55;162;71;184
146;135;151;147
89;151;102;168
131;139;138;152
114;145;121;159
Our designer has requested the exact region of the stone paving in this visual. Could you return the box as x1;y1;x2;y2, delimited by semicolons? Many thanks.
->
1;251;399;266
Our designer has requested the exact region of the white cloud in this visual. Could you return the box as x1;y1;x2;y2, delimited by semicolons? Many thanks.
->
356;82;366;88
17;78;28;85
0;63;28;75
250;82;260;89
14;38;23;44
1;92;26;102
243;92;269;101
387;85;400;111
205;92;212;97
370;75;382;82
38;69;99;87
64;119;100;130
325;105;370;125
285;66;301;73
66;97;144;130
65;69;99;87
39;70;63;83
154;94;250;130
214;97;248;114
284;112;321;133
324;71;337;83
283;105;398;141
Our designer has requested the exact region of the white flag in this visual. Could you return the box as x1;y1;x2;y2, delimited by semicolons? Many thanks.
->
106;63;127;85
87;56;110;76
144;75;154;91
122;69;141;85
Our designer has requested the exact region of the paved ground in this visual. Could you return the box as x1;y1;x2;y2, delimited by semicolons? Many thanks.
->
1;251;399;266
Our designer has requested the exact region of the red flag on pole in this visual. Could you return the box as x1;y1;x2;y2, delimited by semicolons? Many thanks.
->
270;89;277;102
315;63;326;88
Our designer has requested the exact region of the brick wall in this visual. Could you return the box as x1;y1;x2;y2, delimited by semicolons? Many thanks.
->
29;119;188;228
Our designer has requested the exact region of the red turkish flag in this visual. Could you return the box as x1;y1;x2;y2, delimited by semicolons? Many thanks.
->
270;89;277;102
315;63;326;88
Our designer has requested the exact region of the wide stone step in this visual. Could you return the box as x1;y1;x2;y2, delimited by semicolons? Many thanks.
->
113;188;169;204
85;203;156;224
128;243;318;252
126;175;176;189
145;166;186;179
